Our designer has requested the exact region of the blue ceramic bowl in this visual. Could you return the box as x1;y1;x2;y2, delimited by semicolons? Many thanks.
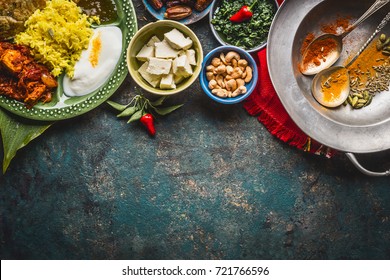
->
142;0;212;25
200;46;258;104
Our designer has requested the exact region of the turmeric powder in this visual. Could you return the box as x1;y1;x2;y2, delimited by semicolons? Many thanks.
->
345;35;389;109
320;67;349;104
347;41;388;87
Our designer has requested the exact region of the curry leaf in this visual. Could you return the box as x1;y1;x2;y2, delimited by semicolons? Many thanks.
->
153;104;183;116
117;106;137;118
0;109;52;174
127;110;143;123
150;96;167;107
106;100;128;111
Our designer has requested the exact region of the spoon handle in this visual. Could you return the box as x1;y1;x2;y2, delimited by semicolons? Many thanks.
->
346;11;390;67
342;0;390;38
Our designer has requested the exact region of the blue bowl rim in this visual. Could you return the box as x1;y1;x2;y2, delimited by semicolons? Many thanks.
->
200;46;258;105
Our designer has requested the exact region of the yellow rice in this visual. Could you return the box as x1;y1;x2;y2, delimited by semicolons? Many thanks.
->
14;0;99;77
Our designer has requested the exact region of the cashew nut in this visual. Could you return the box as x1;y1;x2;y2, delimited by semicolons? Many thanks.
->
227;67;243;80
236;78;245;88
206;71;215;81
212;88;229;98
225;79;237;92
216;74;225;88
231;58;238;68
206;65;215;72
238;59;248;68
244;66;253;83
226;65;234;75
231;86;247;97
211;57;221;67
214;64;226;75
208;79;220;90
225;51;241;64
220;52;227;65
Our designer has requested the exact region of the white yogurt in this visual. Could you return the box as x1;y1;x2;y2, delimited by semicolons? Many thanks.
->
63;26;122;97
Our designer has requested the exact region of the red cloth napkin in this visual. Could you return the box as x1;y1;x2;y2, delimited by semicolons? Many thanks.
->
243;0;334;157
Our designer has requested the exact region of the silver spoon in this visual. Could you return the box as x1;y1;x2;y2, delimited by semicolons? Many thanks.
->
300;0;390;76
311;11;390;108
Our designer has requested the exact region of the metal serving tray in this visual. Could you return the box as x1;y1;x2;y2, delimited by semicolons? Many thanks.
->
267;0;390;175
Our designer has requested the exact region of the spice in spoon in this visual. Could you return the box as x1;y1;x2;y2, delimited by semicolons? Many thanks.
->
316;67;349;107
300;36;339;73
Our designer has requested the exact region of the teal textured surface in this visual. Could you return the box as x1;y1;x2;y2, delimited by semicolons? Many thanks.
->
1;0;390;260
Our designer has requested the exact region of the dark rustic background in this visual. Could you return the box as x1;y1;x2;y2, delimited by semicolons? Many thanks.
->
1;0;389;259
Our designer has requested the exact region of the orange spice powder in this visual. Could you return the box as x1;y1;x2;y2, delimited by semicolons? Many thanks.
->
321;16;352;34
299;16;352;72
300;32;315;55
301;37;338;70
89;31;102;68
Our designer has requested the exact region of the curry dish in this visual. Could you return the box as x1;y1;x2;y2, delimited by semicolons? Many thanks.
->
0;42;57;108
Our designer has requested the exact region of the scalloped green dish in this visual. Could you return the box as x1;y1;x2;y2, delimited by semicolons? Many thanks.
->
0;0;137;121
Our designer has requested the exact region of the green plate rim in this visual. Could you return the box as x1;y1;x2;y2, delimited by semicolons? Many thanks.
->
0;0;138;121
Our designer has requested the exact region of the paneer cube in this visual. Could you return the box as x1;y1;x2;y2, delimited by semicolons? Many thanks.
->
155;40;179;59
174;74;184;85
138;62;161;88
186;49;196;65
136;45;154;61
173;55;193;78
146;35;161;47
160;74;176;89
147;57;172;75
164;28;193;50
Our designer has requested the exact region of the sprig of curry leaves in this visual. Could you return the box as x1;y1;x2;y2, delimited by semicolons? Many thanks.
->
107;94;183;123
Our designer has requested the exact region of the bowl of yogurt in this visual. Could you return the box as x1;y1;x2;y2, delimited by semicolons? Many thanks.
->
63;26;123;97
127;20;203;95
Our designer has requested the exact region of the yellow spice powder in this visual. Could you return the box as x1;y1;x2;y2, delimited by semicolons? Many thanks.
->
347;42;388;87
321;67;349;103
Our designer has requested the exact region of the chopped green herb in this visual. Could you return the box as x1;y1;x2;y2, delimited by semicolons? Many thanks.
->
211;0;276;50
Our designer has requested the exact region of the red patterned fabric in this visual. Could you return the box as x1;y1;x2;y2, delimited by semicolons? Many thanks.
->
243;0;334;157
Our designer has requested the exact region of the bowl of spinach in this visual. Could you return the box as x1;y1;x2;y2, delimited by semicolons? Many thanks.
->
210;0;279;52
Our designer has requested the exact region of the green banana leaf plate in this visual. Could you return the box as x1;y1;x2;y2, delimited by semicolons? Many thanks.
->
0;0;137;121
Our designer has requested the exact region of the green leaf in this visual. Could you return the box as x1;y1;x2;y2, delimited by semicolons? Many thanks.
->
106;100;128;111
153;104;183;116
0;109;52;174
127;110;143;123
117;106;137;118
150;96;167;107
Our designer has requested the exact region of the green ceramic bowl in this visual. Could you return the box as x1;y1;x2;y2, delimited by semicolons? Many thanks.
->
127;20;203;95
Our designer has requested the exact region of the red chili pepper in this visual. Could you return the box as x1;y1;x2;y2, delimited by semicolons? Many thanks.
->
140;113;156;136
229;0;258;23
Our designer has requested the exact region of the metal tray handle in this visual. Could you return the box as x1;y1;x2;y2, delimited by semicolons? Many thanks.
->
346;153;390;177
